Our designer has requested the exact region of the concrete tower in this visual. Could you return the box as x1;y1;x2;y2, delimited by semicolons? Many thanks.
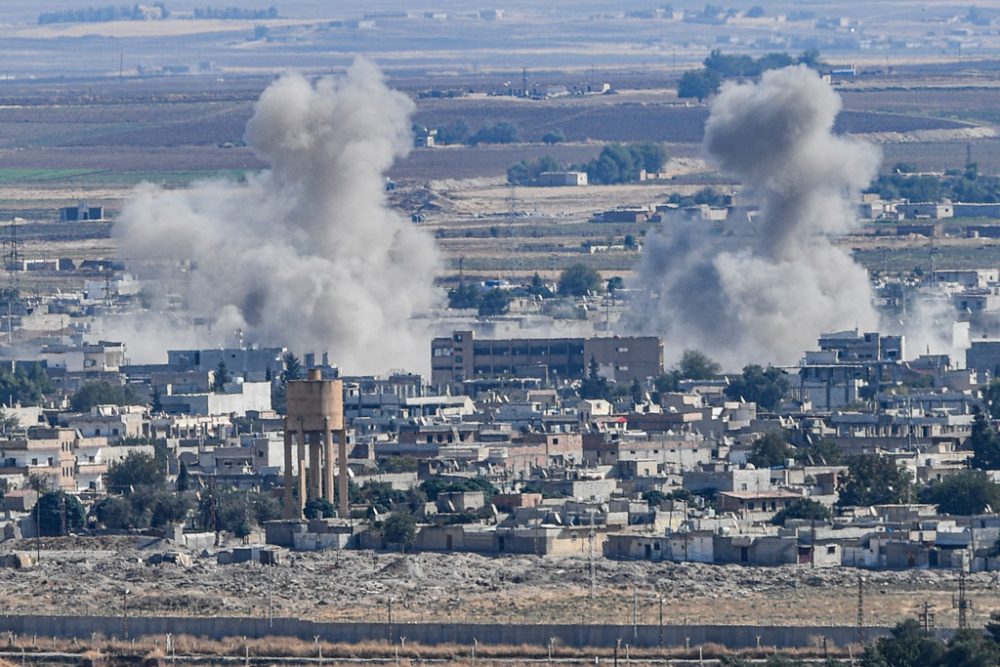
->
283;369;348;518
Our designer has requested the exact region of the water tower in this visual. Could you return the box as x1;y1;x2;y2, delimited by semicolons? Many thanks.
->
283;369;348;518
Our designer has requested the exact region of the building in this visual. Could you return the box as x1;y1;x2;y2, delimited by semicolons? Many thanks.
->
431;331;663;385
59;205;104;222
897;202;954;219
167;347;285;382
967;340;1000;376
536;171;588;187
0;428;77;492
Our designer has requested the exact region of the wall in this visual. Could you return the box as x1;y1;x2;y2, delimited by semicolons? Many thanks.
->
0;614;913;649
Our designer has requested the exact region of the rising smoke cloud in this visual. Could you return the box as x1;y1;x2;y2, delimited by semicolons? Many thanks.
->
115;59;441;373
630;66;881;368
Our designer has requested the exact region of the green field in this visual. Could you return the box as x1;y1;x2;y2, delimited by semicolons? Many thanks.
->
0;168;252;186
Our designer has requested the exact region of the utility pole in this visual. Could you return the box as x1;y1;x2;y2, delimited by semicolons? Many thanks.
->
658;595;664;648
857;574;865;645
632;584;638;639
918;601;935;634
588;510;596;601
954;568;971;630
267;563;273;628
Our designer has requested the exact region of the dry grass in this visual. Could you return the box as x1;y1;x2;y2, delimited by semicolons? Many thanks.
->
1;633;859;662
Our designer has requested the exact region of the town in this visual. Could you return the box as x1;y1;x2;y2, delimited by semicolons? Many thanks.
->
9;0;1000;664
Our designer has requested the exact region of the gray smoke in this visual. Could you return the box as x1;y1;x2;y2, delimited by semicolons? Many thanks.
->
115;59;441;373
631;66;881;367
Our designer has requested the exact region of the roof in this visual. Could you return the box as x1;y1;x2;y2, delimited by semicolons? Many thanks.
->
718;490;803;501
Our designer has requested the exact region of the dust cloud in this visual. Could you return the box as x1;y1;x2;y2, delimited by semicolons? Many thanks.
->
630;66;881;368
114;59;441;373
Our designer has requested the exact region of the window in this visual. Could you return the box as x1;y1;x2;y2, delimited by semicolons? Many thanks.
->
112;428;119;436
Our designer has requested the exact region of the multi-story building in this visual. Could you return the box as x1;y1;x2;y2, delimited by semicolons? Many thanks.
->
0;427;77;491
431;331;663;386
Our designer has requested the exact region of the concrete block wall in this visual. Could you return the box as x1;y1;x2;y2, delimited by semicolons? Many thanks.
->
0;614;921;650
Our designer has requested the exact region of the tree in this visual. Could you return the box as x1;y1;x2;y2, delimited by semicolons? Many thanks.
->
447;283;480;309
985;381;1000;419
251;492;282;525
745;5;765;18
630;378;643;404
642;489;667;507
379;456;419;473
213;361;229;392
578;356;610;400
677;68;720;102
34;491;86;536
198;488;253;537
70;381;141;412
527;273;553;298
383;510;417;550
607;276;625;292
748;432;794;468
107;450;164;494
837;454;913;508
0;363;54;407
725;365;789;411
558;263;602;297
93;495;135;530
795;438;844;465
304;497;335;519
970;408;1000;470
679;350;721;380
149;493;191;528
919;470;1000;515
861;619;944;667
771;498;832;526
507;155;560;185
150;386;163;413
176;461;191;493
477;288;511;317
282;353;303;383
435;120;469;145
468;120;519;145
542;129;565;145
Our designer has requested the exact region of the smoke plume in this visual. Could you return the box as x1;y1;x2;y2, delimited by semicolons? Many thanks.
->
630;66;881;368
115;59;441;373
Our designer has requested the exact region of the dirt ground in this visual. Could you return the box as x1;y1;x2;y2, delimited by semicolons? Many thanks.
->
1;536;996;630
